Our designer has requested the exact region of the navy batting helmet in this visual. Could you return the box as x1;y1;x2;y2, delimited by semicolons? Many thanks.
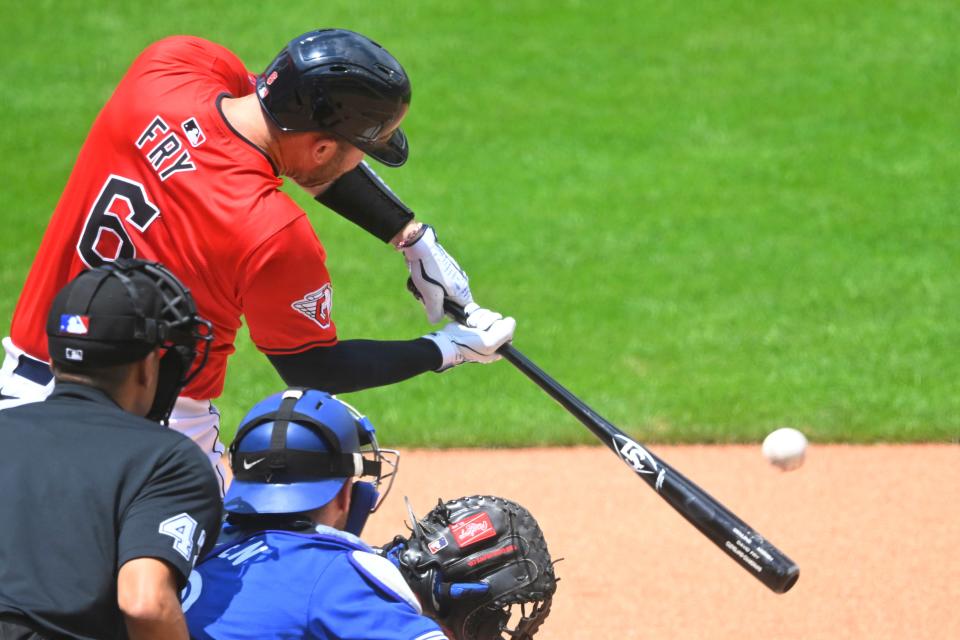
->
225;388;398;532
257;29;411;167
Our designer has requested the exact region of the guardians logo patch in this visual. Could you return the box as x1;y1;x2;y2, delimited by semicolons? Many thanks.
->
291;284;332;328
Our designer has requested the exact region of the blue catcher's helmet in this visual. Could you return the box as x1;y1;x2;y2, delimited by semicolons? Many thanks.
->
225;388;398;528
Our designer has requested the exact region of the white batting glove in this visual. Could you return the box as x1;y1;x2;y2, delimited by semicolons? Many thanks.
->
461;303;502;330
422;307;516;371
402;225;473;324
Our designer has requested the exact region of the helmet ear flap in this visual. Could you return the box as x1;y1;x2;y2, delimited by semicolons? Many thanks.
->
310;88;337;126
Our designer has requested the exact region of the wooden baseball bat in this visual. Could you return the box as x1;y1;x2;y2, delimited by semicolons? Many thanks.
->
433;291;799;593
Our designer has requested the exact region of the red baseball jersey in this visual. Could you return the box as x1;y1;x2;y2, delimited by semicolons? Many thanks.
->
10;36;338;400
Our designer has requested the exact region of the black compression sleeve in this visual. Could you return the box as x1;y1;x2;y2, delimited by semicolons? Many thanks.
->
315;162;415;243
267;338;442;394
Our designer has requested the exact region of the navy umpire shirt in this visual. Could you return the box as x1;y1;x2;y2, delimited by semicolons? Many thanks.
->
0;383;222;639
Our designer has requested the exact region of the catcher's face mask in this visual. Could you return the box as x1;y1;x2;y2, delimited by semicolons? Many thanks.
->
226;388;398;536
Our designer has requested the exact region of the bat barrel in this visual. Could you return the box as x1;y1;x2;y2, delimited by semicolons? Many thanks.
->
500;343;800;594
655;458;801;593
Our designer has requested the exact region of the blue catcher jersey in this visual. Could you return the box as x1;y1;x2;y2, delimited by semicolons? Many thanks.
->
183;525;448;640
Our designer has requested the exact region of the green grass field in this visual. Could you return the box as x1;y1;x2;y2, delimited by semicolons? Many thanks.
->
1;1;957;446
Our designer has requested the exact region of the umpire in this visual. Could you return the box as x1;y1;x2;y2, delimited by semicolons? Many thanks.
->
0;259;222;640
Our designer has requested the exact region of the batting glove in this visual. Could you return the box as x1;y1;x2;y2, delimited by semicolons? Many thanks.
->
422;306;516;371
402;225;473;324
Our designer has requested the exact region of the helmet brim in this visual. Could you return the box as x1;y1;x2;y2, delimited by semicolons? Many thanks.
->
357;127;408;167
224;477;348;515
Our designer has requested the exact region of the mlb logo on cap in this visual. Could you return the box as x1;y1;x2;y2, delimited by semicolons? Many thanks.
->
59;314;90;335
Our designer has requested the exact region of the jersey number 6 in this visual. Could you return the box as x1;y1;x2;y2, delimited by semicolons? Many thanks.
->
77;175;160;268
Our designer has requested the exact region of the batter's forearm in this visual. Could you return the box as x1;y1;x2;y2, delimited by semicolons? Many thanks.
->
268;338;442;394
315;161;415;243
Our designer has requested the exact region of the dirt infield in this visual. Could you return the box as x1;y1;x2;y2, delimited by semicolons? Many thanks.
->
362;444;959;640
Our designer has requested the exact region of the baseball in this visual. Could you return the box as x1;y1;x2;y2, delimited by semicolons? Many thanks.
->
762;428;807;471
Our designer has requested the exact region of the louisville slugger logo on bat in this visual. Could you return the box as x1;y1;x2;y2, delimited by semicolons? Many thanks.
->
613;434;659;476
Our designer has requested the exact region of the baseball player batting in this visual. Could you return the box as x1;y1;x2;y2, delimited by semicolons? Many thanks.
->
0;29;515;490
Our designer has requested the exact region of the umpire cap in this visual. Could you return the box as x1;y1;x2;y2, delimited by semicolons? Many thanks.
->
46;259;213;422
257;28;411;167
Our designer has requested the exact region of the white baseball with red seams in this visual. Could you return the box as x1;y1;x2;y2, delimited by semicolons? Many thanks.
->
762;427;808;471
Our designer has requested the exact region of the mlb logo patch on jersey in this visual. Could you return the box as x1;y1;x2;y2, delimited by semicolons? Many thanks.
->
450;512;496;549
59;314;90;335
291;284;332;328
181;118;206;147
427;535;449;554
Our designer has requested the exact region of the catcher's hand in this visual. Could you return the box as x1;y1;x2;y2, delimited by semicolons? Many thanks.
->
383;495;558;640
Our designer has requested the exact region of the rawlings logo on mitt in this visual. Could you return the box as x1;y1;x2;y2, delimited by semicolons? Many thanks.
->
383;495;558;640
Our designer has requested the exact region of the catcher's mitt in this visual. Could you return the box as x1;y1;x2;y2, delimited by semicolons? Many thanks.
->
385;495;557;640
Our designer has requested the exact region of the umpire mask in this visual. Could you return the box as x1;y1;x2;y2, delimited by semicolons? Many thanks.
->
46;259;213;424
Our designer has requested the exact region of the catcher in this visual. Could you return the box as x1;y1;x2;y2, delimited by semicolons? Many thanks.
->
182;388;557;640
